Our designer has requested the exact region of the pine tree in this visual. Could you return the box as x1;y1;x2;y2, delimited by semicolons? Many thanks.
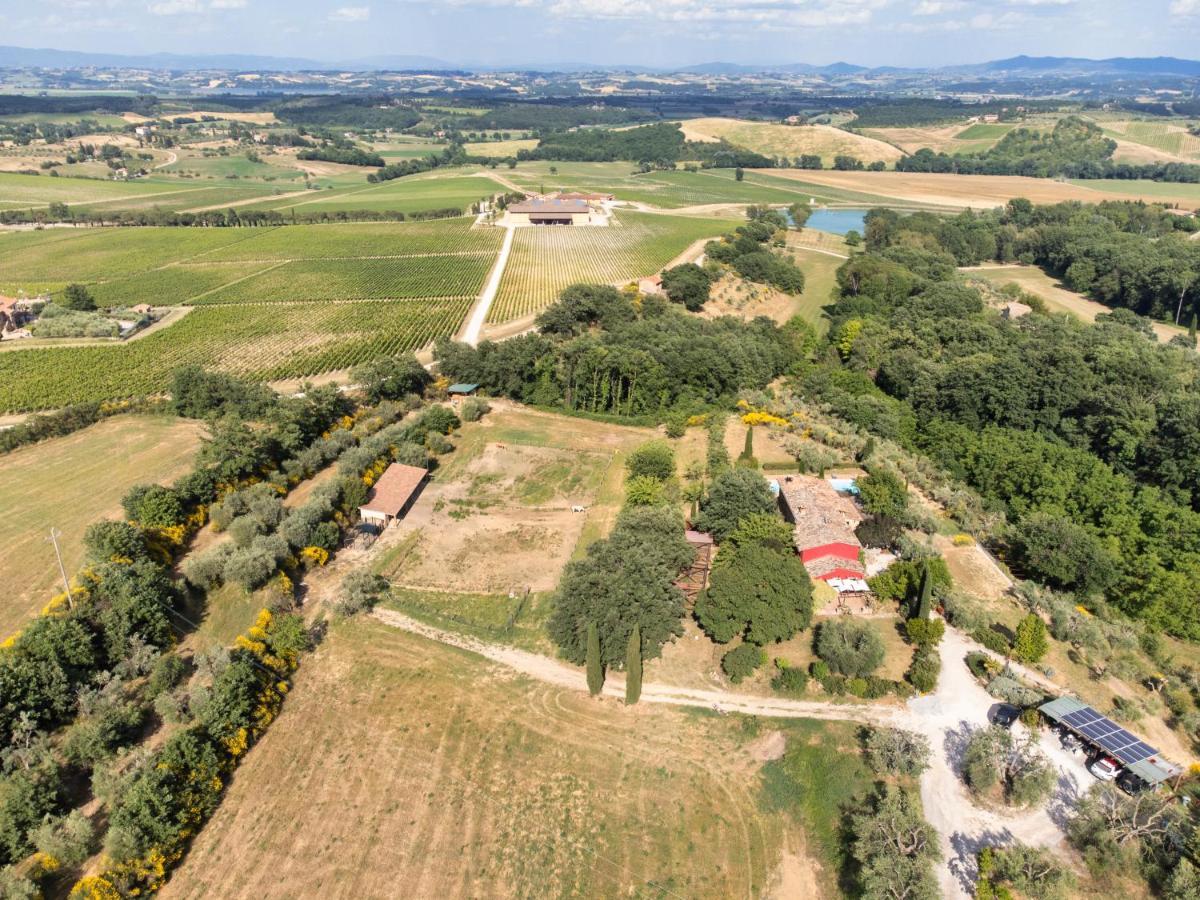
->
586;621;603;697
915;560;932;620
625;623;642;705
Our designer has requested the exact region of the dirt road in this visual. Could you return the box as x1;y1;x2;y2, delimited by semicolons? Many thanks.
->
457;225;514;346
367;605;1087;898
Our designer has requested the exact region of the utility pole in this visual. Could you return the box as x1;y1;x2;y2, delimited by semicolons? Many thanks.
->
46;527;73;609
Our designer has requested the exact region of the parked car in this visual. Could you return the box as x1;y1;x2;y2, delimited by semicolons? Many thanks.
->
1089;755;1122;781
989;703;1021;728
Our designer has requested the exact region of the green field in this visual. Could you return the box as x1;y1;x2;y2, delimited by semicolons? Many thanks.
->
241;173;496;215
489;210;738;322
954;122;1017;141
501;162;816;209
159;153;309;182
0;171;282;213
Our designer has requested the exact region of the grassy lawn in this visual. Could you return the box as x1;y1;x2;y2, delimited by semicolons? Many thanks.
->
161;618;868;900
0;413;206;640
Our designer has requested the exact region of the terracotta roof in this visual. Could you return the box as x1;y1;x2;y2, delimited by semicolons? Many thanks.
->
361;463;428;517
778;476;862;552
807;556;866;580
509;198;589;214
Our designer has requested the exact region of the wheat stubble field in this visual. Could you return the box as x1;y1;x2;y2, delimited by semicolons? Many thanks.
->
160;619;797;900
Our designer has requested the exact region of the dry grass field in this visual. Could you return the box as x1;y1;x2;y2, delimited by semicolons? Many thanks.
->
760;168;1200;210
965;264;1189;343
0;413;205;639
160;618;866;900
372;403;654;596
680;117;903;166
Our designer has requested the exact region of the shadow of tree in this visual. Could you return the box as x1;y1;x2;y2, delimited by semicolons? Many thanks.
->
949;827;1016;895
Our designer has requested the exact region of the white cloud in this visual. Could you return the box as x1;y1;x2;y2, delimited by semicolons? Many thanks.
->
329;4;369;19
147;0;244;13
913;0;963;14
1171;0;1200;14
441;0;886;29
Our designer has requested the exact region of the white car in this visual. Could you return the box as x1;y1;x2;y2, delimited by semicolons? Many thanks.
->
1089;755;1121;781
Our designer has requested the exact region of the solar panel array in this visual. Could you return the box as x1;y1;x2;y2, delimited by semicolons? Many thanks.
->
1060;707;1160;765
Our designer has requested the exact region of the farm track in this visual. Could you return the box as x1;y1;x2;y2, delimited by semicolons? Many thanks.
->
367;607;1089;900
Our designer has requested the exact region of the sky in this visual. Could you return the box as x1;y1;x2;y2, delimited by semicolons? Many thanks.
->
3;0;1200;68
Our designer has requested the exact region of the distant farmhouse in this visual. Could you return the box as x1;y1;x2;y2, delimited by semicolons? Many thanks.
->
500;192;613;227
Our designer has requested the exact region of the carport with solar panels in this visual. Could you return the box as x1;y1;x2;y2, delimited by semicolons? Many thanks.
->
1040;696;1182;787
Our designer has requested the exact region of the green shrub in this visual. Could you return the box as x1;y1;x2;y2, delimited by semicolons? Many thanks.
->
771;665;808;696
722;643;765;683
974;626;1012;656
816;618;885;678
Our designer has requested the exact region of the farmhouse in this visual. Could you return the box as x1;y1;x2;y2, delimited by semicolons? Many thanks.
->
638;274;664;295
504;198;593;226
447;383;479;406
777;476;873;608
358;463;428;529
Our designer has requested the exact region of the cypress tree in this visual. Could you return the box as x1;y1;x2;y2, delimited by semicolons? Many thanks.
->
586;621;603;697
625;623;642;705
1190;313;1197;343
741;426;754;460
916;560;932;620
689;497;699;523
858;436;876;463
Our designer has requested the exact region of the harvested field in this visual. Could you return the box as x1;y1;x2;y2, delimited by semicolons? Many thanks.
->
759;169;1200;210
703;242;843;330
0;413;205;640
680;118;903;166
159;618;868;900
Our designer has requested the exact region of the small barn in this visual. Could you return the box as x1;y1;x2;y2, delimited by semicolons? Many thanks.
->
447;383;479;405
358;463;428;528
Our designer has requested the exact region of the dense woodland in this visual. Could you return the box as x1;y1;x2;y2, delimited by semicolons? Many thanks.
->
806;201;1200;638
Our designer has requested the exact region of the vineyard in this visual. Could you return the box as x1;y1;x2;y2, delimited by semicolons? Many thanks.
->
1102;120;1200;161
0;218;507;411
488;211;737;322
0;297;474;412
191;255;494;304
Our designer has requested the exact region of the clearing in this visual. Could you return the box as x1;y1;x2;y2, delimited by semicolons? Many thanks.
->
859;123;1018;157
965;264;1189;343
679;117;904;167
160;617;881;900
0;413;205;639
367;403;654;627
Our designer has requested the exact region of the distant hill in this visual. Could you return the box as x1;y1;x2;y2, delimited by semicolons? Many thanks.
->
0;45;455;72
1;45;1199;78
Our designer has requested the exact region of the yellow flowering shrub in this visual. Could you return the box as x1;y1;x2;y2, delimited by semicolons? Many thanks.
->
70;875;122;900
1075;605;1093;617
686;413;709;427
300;546;330;567
741;411;790;427
951;533;974;546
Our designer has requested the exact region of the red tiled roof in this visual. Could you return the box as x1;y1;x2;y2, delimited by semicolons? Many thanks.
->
361;463;428;517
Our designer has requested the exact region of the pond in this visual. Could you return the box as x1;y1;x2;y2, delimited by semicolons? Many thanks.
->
801;208;868;236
